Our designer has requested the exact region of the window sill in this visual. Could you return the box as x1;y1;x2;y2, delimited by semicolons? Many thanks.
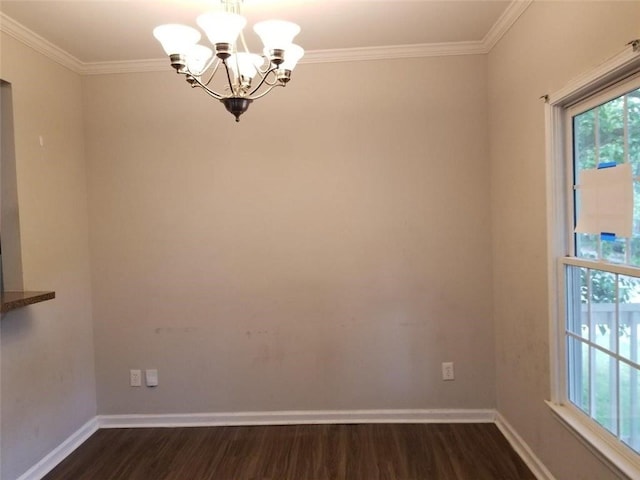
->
1;291;55;314
545;401;640;479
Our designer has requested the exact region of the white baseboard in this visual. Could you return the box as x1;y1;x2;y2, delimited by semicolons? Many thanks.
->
495;412;556;480
18;409;555;480
97;408;496;428
16;417;99;480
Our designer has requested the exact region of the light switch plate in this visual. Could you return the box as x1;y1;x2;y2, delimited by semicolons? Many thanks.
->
145;369;158;387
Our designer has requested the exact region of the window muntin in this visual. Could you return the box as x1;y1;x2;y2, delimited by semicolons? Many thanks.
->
565;78;640;456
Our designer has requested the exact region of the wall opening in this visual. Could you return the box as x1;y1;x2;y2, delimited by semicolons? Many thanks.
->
1;79;24;293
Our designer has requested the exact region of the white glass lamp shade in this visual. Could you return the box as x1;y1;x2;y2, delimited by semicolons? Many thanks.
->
228;53;263;79
153;24;201;55
197;12;247;45
280;44;304;71
253;20;300;51
185;45;213;75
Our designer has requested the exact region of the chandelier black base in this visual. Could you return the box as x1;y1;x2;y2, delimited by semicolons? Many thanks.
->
222;97;253;122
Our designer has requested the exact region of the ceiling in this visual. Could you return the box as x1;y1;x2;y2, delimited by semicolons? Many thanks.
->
0;0;524;69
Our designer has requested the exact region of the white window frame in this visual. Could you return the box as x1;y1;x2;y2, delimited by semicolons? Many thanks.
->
546;44;640;479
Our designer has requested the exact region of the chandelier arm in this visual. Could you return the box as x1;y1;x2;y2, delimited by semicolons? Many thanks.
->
255;58;275;76
249;64;268;82
222;60;237;96
183;58;220;90
262;76;280;86
247;67;279;96
200;58;221;87
187;75;224;99
200;85;227;101
248;82;284;101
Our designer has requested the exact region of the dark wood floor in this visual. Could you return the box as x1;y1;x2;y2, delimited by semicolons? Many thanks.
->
43;423;536;480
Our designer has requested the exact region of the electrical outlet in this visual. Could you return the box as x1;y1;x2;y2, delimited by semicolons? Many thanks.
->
442;362;455;381
130;369;142;387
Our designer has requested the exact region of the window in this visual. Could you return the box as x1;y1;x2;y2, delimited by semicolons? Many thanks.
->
564;80;640;457
546;47;640;478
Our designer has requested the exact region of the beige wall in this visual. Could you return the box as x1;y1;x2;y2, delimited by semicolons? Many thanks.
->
83;55;496;414
0;33;96;480
488;2;640;479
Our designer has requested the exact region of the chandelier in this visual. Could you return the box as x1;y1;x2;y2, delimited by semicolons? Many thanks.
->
153;0;304;122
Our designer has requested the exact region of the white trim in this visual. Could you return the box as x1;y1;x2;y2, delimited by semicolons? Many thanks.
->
300;41;487;65
547;46;640;107
567;71;640;117
97;408;496;429
560;256;640;279
0;0;530;75
546;401;640;480
79;59;168;76
0;12;83;74
79;43;488;76
482;0;533;52
78;42;489;75
545;100;569;405
15;417;99;480
495;412;556;480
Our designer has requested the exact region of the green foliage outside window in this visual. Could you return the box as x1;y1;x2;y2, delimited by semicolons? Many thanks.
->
580;268;633;303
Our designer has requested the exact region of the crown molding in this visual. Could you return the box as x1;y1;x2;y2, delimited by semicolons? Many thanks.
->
79;59;168;76
302;41;487;65
1;0;531;76
0;12;83;74
482;0;533;52
79;42;487;75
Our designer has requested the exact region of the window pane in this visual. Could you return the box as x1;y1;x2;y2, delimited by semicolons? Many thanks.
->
576;233;599;260
573;109;598;263
629;235;640;267
601;237;627;264
619;275;640;364
593;349;618;435
619;361;640;454
589;270;617;350
573;88;640;265
626;88;640;267
627;88;640;173
598;96;625;165
574;108;597;177
568;337;590;415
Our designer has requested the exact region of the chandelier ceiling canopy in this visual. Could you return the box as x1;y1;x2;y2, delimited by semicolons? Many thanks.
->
153;0;304;122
